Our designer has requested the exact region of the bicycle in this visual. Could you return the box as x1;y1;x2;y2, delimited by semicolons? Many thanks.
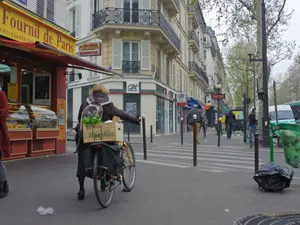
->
90;140;136;208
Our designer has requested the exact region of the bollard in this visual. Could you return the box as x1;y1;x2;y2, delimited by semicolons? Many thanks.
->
150;125;153;143
218;120;221;147
180;117;183;145
254;133;259;173
142;114;147;160
193;114;197;167
269;129;274;162
127;124;130;142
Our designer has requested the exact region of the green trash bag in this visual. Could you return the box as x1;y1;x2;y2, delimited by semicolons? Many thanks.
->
275;124;300;168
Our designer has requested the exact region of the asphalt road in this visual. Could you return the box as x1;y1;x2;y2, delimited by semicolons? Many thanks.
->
1;130;300;225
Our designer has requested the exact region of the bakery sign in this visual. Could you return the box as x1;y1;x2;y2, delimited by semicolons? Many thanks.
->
78;42;101;57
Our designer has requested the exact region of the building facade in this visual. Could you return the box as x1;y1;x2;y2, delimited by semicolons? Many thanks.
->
11;0;67;28
203;26;231;126
66;0;211;135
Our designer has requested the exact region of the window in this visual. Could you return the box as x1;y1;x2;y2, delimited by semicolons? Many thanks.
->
124;0;139;23
90;0;103;29
36;0;45;17
123;41;140;73
204;50;206;60
89;56;100;77
68;6;81;38
69;69;75;82
203;37;206;43
172;63;176;89
46;0;55;21
270;110;294;121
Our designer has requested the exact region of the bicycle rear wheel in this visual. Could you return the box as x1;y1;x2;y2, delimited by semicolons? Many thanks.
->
122;142;136;190
93;151;114;208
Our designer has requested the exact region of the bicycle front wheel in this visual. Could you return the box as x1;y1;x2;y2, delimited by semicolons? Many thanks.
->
122;142;136;190
93;151;114;208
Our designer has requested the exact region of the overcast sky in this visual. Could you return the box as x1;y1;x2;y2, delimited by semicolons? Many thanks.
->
205;0;300;77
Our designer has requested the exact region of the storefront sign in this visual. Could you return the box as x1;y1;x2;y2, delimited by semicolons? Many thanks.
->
211;94;226;99
126;81;139;93
57;98;66;140
176;93;186;106
0;2;76;55
78;42;101;56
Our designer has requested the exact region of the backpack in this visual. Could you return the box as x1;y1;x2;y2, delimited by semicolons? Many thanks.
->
79;97;111;131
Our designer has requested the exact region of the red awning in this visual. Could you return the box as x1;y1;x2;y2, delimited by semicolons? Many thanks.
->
0;38;113;75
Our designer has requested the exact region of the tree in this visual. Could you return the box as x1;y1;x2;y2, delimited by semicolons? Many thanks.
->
200;0;295;68
226;40;255;107
269;53;300;105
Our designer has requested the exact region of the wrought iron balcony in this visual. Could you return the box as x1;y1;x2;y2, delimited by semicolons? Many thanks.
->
122;61;140;73
188;30;199;52
188;61;209;84
187;2;203;28
92;8;180;52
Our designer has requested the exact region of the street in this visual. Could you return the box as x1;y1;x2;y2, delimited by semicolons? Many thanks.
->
1;129;300;225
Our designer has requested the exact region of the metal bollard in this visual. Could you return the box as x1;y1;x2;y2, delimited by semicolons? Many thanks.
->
142;114;147;160
218;120;221;147
127;124;130;142
150;125;153;143
193;114;197;167
181;117;183;145
254;133;259;173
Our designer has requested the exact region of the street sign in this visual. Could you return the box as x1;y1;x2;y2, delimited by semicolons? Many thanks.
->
212;94;226;99
177;93;186;106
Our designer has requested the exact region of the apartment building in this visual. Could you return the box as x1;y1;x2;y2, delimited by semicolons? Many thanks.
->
203;26;231;126
66;0;210;135
12;0;67;28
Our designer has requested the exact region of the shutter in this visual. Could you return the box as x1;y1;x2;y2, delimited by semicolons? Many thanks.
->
46;0;55;21
67;9;72;31
114;0;123;8
36;0;45;17
112;39;122;69
140;0;150;9
99;0;104;9
75;5;81;38
141;40;150;70
172;63;176;88
90;0;94;29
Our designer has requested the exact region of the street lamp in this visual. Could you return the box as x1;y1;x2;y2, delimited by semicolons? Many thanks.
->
216;83;222;147
245;0;269;148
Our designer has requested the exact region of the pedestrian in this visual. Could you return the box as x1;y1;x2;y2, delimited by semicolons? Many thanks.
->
0;90;10;198
187;104;203;144
225;110;236;139
248;108;257;147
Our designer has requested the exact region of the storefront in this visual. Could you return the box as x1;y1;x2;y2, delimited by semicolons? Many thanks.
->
0;1;110;160
156;85;166;134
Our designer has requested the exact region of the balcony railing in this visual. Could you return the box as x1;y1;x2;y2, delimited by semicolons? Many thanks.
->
187;2;202;27
188;30;199;48
188;61;209;84
93;8;180;52
122;61;140;73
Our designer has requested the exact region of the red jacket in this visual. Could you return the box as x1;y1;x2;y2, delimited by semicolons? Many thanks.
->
0;90;10;158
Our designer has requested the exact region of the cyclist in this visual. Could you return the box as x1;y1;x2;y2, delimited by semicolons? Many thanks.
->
74;83;140;201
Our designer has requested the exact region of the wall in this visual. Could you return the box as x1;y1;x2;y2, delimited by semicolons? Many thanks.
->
72;87;81;123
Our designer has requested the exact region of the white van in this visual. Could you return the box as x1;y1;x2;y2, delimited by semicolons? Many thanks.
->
269;105;295;124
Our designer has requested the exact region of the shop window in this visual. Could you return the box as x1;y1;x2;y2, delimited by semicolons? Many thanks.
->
36;0;45;17
46;0;55;22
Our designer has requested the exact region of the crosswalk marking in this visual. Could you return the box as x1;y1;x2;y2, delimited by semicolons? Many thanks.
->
135;144;262;173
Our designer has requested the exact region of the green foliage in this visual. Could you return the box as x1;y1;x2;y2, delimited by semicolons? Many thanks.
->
82;114;103;125
226;40;255;106
201;0;295;67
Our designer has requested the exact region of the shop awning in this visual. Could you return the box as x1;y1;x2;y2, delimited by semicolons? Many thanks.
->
187;96;203;109
0;38;114;75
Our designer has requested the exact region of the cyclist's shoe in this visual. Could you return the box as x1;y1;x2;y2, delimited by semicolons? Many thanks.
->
122;187;131;192
77;188;85;201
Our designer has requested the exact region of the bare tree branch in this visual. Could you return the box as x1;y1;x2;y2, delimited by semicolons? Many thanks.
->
267;0;287;35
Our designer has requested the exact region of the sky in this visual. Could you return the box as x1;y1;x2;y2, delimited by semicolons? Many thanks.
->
205;0;300;77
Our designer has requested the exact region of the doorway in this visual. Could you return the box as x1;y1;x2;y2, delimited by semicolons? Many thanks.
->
123;93;141;133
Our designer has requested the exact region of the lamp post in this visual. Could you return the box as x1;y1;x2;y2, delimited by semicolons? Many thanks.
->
216;83;222;147
246;43;257;110
245;0;269;148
